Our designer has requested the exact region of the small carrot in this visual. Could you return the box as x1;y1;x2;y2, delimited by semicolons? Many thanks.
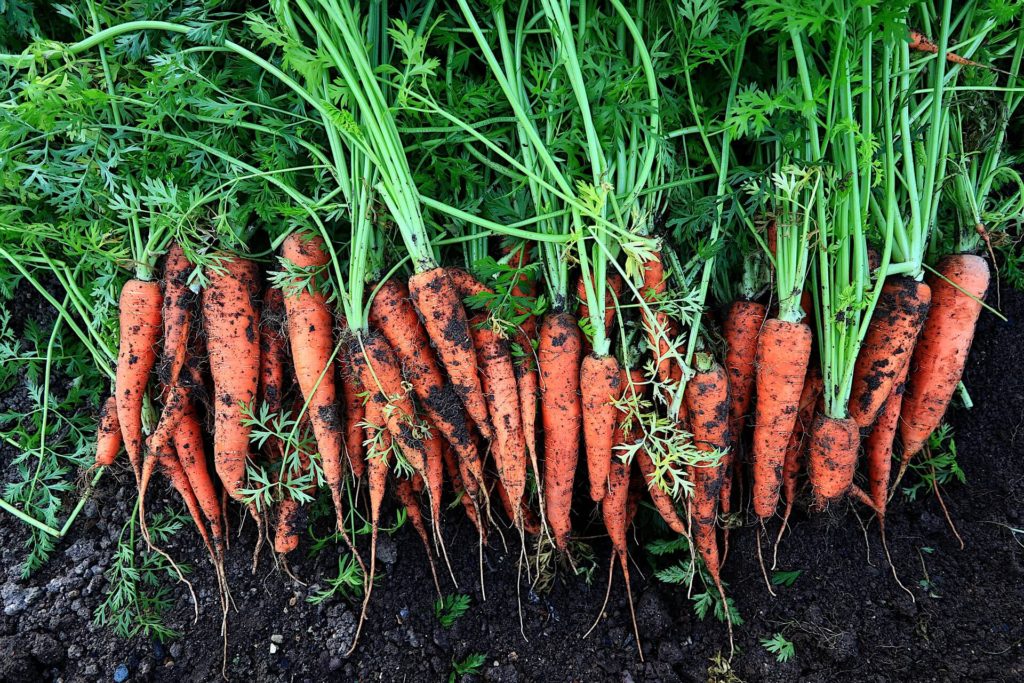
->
639;255;674;383
395;476;441;598
174;403;225;555
538;311;583;551
259;286;289;463
441;441;484;541
576;270;624;340
752;319;813;519
581;353;623;503
848;277;931;428
901;255;990;459
775;365;823;557
865;360;910;517
94;395;122;468
908;30;988;68
338;349;367;479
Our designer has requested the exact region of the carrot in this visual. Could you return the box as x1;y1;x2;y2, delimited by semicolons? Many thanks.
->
776;365;823;554
493;476;541;536
538;311;583;551
512;327;540;495
848;277;931;428
152;443;216;561
901;255;990;459
864;359;910;516
395;476;441;597
174;404;225;555
684;355;733;650
469;313;527;527
273;407;315;556
115;278;163;483
441;441;484;541
806;414;860;505
581;354;623;502
407;267;493;440
576;270;624;339
421;420;445;528
370;278;484;505
338;350;367;479
281;233;349;533
201;256;260;511
636;450;687;535
721;299;766;517
908;30;987;68
259;286;288;424
640;255;674;383
752;319;812;518
94;395;122;468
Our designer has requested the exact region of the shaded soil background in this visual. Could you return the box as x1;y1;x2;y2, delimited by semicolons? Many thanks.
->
1;284;1022;683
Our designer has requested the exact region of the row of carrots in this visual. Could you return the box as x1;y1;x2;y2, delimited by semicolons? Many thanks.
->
91;228;989;656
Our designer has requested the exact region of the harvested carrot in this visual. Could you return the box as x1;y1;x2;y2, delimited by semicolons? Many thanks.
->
640;255;674;383
115;278;163;483
259;287;288;422
395;476;441;597
778;366;823;540
848;277;931;428
637;450;687;535
806;414;860;505
408;267;493;440
338;350;367;479
901;255;990;459
538;312;583;551
576;271;624;339
581;353;623;502
909;30;987;68
94;395;122;468
512;327;540;493
865;360;910;516
441;441;484;541
494;476;541;536
752;319;812;518
175;404;225;554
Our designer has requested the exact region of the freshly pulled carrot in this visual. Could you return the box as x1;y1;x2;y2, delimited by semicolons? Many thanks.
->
538;312;583;551
115;278;163;483
442;441;484;541
338;350;367;479
752;319;812;518
807;414;860;505
201;256;260;510
395;476;441;598
848;277;931;428
408;267;493;440
909;30;987;68
494;476;541;536
865;360;910;516
777;366;823;550
721;299;766;518
512;327;540;492
576;271;624;340
281;233;348;534
640;255;674;383
581;353;623;502
94;395;122;468
637;450;687;535
259;286;288;458
175;404;225;555
901;255;990;459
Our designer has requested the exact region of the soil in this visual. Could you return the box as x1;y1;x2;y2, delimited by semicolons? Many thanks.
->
1;283;1022;683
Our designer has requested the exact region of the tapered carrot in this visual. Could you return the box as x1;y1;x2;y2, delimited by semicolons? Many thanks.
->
865;360;910;516
901;255;990;459
408;267;493;440
752;319;812;518
848;277;931;428
259;286;288;419
807;414;860;505
539;312;583;551
281;233;348;534
469;313;526;525
721;299;766;518
174;404;225;555
395;476;441;598
776;365;823;552
94;395;122;468
370;279;485;504
201;256;260;510
159;448;216;560
640;255;674;383
637;450;687;535
909;30;987;68
441;441;484;541
338;350;367;479
512;327;540;495
493;476;541;535
115;278;163;483
581;354;623;502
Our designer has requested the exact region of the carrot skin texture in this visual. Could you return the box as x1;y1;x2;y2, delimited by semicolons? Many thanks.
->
581;354;623;502
511;325;540;483
174;405;224;552
201;256;260;504
721;300;766;515
848;277;931;428
901;255;990;458
116;279;163;482
95;395;123;468
407;267;493;440
637;450;687;535
781;366;823;516
338;351;366;479
640;256;673;383
441;441;484;540
685;362;731;576
807;415;861;504
539;312;583;551
752;319;812;518
864;362;909;516
281;233;347;523
470;315;527;521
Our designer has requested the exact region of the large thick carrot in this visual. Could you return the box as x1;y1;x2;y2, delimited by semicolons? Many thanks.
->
901;255;990;458
752;319;812;518
407;267;493;440
806;414;860;505
115;278;163;483
848;277;931;428
721;299;766;517
370;279;485;502
201;256;260;507
281;233;348;530
338;350;367;479
94;395;122;468
539;312;583;551
581;354;623;502
469;314;526;526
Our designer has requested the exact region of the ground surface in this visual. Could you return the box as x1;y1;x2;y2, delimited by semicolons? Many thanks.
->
1;284;1022;683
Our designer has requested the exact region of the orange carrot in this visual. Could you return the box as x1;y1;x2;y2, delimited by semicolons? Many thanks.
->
201;256;260;509
581;353;623;502
778;366;822;537
281;233;348;534
174;403;225;555
901;255;990;459
441;441;484;541
115;278;163;483
159;448;216;560
909;30;987;68
539;312;583;551
493;476;541;536
640;255;674;383
807;414;860;505
637;450;687;535
338;350;367;479
408;267;493;440
395;475;441;597
469;313;527;526
848;277;931;428
752;319;812;518
259;286;288;422
576;271;624;340
864;360;909;516
94;395;122;468
512;327;540;492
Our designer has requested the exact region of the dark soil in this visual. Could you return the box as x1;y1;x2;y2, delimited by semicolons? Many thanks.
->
1;284;1023;683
